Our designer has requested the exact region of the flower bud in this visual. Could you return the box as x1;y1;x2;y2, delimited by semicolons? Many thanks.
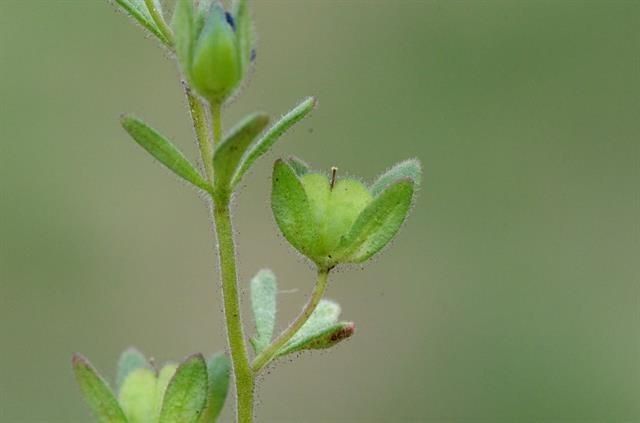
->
190;4;241;103
173;0;255;105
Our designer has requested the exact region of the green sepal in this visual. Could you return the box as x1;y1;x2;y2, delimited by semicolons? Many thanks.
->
369;158;422;197
118;368;157;423
232;0;254;73
154;364;178;419
159;354;208;423
249;269;277;354
286;156;310;176
277;299;345;357
121;115;211;193
277;321;355;357
213;113;269;190
116;347;151;391
196;0;215;20
115;0;170;46
271;159;318;259
71;354;128;423
172;0;196;78
199;353;231;423
232;97;316;187
339;179;415;263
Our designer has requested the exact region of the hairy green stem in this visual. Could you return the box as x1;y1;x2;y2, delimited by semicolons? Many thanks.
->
213;200;254;423
143;0;174;46
210;102;223;148
207;103;254;423
252;267;330;373
186;89;214;183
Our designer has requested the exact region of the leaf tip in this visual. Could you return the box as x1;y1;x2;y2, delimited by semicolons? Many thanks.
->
119;113;135;129
342;321;356;338
255;268;275;279
182;352;206;365
71;352;87;368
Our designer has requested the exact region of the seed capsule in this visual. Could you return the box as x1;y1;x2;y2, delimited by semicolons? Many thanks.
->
271;158;419;269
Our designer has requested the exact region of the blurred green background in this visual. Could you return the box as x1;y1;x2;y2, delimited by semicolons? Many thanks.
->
1;1;639;422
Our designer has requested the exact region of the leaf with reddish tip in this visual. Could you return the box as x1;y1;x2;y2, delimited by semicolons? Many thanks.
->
72;353;128;423
277;299;346;357
277;322;355;356
159;354;208;423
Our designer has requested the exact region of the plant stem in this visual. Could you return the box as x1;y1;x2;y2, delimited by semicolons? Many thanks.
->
252;267;330;373
210;101;223;148
143;0;174;47
207;102;253;423
186;89;214;183
213;200;254;423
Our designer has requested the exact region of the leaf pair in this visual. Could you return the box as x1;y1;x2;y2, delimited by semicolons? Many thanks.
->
120;97;315;196
249;270;354;362
214;96;316;191
115;0;171;46
72;349;230;423
272;158;421;268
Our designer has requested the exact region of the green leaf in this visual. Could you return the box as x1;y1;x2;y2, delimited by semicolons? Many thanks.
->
286;156;310;176
277;299;342;357
339;180;415;263
121;115;211;192
118;368;157;423
369;159;422;197
199;353;231;423
172;0;195;77
232;97;316;187
153;364;178;419
278;322;355;356
232;0;254;73
72;354;128;423
159;354;208;423
116;347;151;391
271;159;318;258
115;0;170;45
213;113;269;189
249;269;277;354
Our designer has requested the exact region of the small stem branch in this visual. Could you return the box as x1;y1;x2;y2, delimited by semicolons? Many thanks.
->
252;267;331;373
144;0;174;46
213;201;254;423
186;88;214;183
